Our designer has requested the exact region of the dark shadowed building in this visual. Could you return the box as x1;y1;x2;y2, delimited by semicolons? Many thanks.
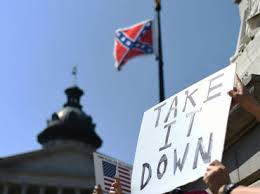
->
0;85;102;194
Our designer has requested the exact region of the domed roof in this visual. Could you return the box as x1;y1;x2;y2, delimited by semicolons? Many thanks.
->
37;86;102;149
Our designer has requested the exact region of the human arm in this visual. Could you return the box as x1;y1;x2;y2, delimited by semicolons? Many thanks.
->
228;74;260;121
203;160;260;194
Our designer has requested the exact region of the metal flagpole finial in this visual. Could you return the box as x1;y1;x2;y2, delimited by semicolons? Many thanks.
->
155;0;161;11
72;64;78;86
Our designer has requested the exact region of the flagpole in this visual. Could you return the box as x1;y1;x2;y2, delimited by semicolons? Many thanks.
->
155;0;165;102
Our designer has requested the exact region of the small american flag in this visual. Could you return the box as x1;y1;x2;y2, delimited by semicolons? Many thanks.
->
102;161;131;194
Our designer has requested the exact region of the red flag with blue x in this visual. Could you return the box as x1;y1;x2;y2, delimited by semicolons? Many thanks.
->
114;20;154;70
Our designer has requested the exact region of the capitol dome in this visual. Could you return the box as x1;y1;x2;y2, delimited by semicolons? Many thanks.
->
37;86;102;149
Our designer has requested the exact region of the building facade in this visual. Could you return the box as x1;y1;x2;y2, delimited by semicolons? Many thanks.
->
226;0;260;187
0;86;102;194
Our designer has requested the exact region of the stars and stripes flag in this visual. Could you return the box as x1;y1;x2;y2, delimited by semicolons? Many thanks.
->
113;20;154;70
93;152;132;194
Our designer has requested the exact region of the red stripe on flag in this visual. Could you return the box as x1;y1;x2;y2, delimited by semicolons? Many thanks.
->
118;166;130;171
104;177;115;182
119;174;130;180
118;170;130;177
120;182;130;188
105;187;110;190
118;166;130;172
104;181;113;186
122;188;131;193
118;179;130;185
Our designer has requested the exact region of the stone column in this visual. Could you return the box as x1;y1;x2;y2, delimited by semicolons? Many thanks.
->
39;187;45;194
3;184;8;194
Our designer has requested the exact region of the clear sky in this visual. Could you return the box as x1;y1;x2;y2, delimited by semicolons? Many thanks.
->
0;0;239;165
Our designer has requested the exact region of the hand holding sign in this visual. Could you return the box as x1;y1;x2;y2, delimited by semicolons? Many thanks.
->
131;64;236;194
93;152;132;194
228;74;260;120
203;160;231;194
109;179;123;194
92;185;103;194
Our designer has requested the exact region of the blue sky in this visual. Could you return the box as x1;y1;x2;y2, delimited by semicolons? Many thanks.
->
0;0;239;165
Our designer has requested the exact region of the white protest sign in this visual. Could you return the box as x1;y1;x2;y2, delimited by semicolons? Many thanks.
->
131;64;236;194
93;152;132;194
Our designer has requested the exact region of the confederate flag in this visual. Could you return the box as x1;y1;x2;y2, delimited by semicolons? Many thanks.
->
114;20;154;70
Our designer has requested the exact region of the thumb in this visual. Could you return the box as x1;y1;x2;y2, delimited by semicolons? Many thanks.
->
228;90;235;98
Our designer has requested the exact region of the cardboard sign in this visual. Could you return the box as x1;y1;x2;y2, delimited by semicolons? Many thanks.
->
131;64;236;194
93;152;132;194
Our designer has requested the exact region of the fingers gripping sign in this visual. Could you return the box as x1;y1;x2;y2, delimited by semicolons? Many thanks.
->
109;179;123;194
93;185;103;194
